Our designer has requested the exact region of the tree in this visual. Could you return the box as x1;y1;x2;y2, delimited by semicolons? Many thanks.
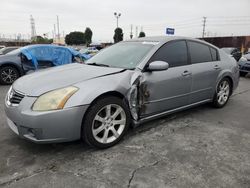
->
113;28;123;43
31;36;53;44
65;31;85;45
84;27;93;46
139;31;146;38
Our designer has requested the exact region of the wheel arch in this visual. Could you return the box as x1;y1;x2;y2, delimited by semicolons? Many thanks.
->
80;90;130;137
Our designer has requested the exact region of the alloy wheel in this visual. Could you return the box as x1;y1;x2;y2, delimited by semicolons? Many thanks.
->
92;104;126;144
1;68;18;84
217;80;230;105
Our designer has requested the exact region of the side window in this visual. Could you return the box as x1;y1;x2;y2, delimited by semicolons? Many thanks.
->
150;41;188;68
188;41;212;64
210;47;219;61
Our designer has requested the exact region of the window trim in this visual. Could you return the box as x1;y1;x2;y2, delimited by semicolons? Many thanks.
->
143;39;190;71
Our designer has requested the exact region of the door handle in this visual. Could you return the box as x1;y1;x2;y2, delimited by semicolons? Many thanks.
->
182;70;192;76
214;65;221;70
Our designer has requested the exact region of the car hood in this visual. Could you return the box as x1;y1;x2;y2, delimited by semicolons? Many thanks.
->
13;63;124;96
0;54;19;63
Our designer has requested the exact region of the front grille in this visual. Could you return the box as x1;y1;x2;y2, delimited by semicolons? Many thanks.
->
8;88;25;105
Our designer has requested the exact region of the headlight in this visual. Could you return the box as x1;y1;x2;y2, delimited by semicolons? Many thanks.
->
32;86;78;111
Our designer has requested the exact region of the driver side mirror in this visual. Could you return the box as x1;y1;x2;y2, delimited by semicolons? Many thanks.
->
147;61;169;71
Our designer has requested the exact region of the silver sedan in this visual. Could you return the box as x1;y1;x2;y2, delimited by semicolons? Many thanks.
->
4;37;239;148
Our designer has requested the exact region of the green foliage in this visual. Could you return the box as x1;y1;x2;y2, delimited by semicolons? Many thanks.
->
139;31;146;38
113;27;123;43
85;27;93;45
65;31;85;45
32;36;53;44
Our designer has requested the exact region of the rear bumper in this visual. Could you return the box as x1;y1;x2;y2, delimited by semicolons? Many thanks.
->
4;96;89;143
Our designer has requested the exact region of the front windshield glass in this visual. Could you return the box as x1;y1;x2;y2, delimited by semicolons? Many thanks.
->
86;42;154;69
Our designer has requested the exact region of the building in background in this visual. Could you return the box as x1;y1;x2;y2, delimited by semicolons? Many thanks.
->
202;36;250;53
53;37;65;45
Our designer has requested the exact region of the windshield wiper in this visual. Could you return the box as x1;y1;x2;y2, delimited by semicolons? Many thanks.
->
87;62;110;67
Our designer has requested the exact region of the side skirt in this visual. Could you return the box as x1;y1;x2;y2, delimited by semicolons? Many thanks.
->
132;99;212;127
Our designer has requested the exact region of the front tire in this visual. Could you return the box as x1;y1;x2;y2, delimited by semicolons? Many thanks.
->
82;96;131;149
212;78;231;108
0;66;19;85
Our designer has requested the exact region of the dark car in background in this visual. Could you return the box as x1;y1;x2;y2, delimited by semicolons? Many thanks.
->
0;44;85;85
238;54;250;77
0;47;19;55
221;47;242;61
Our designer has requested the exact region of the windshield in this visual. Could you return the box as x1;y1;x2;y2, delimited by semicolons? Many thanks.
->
86;42;154;69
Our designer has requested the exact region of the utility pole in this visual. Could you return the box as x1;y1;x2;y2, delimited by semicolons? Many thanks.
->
202;17;207;38
30;15;36;40
130;24;133;39
53;24;56;39
135;26;138;38
57;15;60;41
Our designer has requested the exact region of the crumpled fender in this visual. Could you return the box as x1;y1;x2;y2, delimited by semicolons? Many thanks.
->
127;72;142;120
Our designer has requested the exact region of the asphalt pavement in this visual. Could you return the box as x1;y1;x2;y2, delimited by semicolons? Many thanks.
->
0;77;250;188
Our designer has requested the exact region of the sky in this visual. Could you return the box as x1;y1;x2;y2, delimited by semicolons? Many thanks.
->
0;0;250;42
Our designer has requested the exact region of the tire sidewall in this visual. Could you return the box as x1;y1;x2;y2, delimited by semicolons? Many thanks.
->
82;96;131;149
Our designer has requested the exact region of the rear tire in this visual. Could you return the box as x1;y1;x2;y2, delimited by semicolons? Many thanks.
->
0;66;19;85
240;72;247;77
212;78;231;108
82;96;131;149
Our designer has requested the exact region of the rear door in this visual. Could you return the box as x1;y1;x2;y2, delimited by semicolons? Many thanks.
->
140;40;192;117
187;41;221;103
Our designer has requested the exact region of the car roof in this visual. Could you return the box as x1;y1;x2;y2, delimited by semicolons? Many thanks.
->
3;46;19;49
22;44;60;49
126;36;203;42
125;36;219;49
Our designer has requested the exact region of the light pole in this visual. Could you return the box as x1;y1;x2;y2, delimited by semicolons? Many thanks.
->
114;12;121;28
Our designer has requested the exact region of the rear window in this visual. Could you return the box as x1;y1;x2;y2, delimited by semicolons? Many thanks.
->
210;47;219;61
188;41;212;64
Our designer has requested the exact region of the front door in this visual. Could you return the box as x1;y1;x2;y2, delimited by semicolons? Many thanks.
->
140;40;192;117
